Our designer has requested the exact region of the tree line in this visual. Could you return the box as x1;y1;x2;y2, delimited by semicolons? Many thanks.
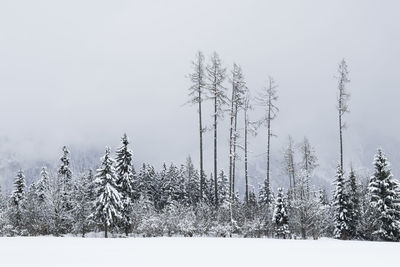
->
0;53;399;241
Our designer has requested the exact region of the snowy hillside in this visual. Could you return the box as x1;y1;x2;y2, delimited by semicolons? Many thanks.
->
1;237;399;267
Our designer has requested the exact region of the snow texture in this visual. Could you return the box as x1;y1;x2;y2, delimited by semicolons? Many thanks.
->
0;237;399;267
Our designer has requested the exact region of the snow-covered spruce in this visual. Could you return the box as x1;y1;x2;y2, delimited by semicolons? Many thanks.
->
115;133;135;236
272;188;290;239
333;164;351;240
368;148;400;241
93;147;123;238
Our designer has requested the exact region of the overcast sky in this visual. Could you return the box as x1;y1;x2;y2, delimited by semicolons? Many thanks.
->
0;0;399;176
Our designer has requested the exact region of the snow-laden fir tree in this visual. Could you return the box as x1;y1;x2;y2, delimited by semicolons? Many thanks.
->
72;173;94;237
217;169;229;206
115;133;135;236
368;148;400;241
272;188;290;239
333;164;350;240
9;170;27;233
55;146;74;234
206;52;227;207
347;168;360;239
185;156;201;206
34;167;52;235
93;147;123;238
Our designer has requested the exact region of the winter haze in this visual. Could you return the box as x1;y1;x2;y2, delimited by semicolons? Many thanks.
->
0;0;399;191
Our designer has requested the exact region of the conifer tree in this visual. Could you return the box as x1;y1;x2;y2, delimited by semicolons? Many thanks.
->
347;168;360;239
333;165;350;240
273;188;290;239
9;170;27;233
72;173;93;237
115;134;135;236
369;148;400;241
56;146;74;233
35;167;52;235
93;147;123;238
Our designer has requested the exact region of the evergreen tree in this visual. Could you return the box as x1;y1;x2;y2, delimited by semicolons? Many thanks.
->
217;169;229;206
55;146;74;234
115;133;135;236
368;148;400;241
333;165;350;240
93;147;123;238
72;173;93;237
185;156;200;206
9;170;27;234
347;168;360;239
272;188;290;239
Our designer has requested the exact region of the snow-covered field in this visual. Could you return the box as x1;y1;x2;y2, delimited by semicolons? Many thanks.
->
0;237;398;267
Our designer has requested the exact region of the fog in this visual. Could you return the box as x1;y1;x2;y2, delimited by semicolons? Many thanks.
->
1;0;399;183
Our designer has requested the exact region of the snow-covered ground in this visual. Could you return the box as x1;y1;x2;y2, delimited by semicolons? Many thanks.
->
0;237;398;267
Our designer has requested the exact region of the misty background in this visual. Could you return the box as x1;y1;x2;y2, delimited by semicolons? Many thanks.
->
0;0;399;194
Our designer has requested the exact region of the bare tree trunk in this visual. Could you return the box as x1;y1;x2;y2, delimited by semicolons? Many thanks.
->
339;109;343;173
244;108;249;204
214;96;218;208
199;88;204;200
228;86;235;198
232;103;238;198
266;98;271;199
105;223;108;238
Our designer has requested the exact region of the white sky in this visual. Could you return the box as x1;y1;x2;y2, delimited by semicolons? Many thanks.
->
0;0;399;177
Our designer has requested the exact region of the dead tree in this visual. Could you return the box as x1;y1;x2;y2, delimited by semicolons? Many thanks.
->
228;63;246;198
336;59;350;173
206;52;227;207
256;77;278;205
188;51;206;200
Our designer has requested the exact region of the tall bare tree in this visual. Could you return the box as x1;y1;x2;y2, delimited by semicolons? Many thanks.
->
257;77;278;205
243;92;256;204
336;59;350;173
188;51;206;200
206;52;227;207
228;63;246;198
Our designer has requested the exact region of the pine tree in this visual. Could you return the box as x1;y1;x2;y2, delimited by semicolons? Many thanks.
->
72;173;93;237
368;148;400;241
115;133;135;236
35;167;52;235
283;136;296;199
333;165;350;240
347;168;360;239
93;147;123;238
56;146;74;234
217;169;229;206
185;156;200;206
273;188;290;239
9;170;27;233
